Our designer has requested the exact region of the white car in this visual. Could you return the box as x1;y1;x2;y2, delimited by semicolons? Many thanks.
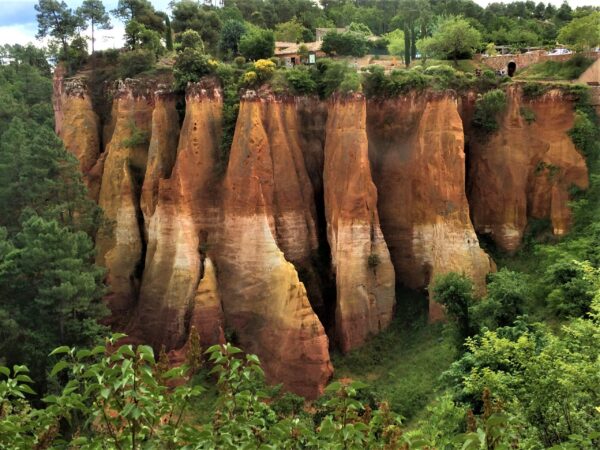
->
547;48;572;56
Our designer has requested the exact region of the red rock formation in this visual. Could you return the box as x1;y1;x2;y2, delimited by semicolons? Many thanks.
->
131;84;223;350
53;68;102;197
218;93;332;398
95;80;154;318
466;87;589;252
367;94;494;317
324;94;395;352
140;90;180;228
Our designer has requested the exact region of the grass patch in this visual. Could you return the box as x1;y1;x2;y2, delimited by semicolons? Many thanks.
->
410;58;479;73
516;54;593;80
331;303;456;422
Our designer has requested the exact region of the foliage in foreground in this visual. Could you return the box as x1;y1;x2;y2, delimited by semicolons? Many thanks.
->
0;338;406;449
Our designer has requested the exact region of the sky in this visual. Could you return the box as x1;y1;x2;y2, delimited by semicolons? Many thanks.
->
0;0;597;50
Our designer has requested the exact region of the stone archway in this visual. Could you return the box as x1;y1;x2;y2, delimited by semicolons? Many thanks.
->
507;61;517;77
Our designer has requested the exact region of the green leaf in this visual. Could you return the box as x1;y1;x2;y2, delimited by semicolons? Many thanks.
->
49;346;71;356
76;349;92;360
18;384;36;395
324;381;342;393
50;360;69;377
0;366;10;377
15;374;34;383
90;345;106;355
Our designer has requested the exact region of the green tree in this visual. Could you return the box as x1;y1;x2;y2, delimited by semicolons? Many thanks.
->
348;21;372;36
471;269;528;330
558;11;600;51
386;28;406;58
112;0;165;33
321;31;369;57
472;89;507;133
239;28;275;61
165;15;173;51
0;217;107;386
274;18;307;42
173;30;213;90
171;0;222;52
124;20;163;55
432;272;475;342
219;19;247;57
417;15;482;64
35;0;83;58
76;0;111;54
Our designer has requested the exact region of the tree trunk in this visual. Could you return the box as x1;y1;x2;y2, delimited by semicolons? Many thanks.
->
91;19;95;54
404;25;411;67
411;26;417;61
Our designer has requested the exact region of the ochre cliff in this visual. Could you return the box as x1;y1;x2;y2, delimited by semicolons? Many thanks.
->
324;95;395;351
465;87;589;252
95;80;154;319
130;83;223;350
54;70;592;398
367;94;494;318
53;67;102;198
140;89;180;228
217;94;332;398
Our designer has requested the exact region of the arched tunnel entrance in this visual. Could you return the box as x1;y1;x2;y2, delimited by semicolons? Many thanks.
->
507;61;517;77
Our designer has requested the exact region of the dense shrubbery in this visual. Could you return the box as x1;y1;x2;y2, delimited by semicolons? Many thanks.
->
117;49;156;78
321;31;369;57
472;89;508;133
284;67;317;95
0;54;106;394
519;53;594;80
239;28;275;61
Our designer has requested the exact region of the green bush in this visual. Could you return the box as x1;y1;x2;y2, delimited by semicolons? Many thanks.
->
239;28;275;61
117;49;156;78
318;61;362;98
471;269;528;330
179;29;204;52
121;120;149;148
519;106;536;124
321;31;369;57
521;82;549;99
285;67;317;95
472;89;507;133
544;260;594;317
569;109;597;156
432;272;475;342
519;54;594;80
362;66;429;97
173;48;213;91
367;253;381;269
233;56;246;67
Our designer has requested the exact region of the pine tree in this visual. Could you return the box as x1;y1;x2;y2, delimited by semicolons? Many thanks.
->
77;0;112;54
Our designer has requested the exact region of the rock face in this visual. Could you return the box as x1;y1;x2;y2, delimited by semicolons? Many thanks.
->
131;84;223;350
324;95;395;352
367;94;494;317
466;87;589;252
218;94;332;398
96;80;154;318
140;90;180;228
53;68;102;197
54;70;592;398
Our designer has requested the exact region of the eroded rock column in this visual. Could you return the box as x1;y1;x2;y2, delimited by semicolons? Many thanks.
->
324;94;395;352
96;80;153;319
467;86;588;252
53;68;102;198
218;93;332;398
367;94;494;319
131;83;223;350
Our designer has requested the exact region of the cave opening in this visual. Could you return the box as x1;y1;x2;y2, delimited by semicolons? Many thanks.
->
507;61;517;77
